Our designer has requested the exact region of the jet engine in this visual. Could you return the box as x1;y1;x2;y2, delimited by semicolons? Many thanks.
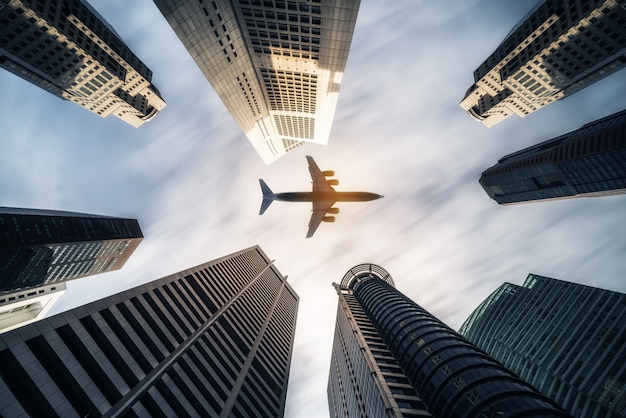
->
322;216;336;222
322;170;335;177
327;179;339;186
327;207;340;214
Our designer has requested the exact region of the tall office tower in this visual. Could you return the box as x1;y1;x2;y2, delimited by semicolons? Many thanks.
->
460;0;626;127
479;109;626;204
0;282;65;334
0;246;299;417
327;264;569;417
459;274;626;418
0;207;143;293
0;0;166;127
153;0;360;164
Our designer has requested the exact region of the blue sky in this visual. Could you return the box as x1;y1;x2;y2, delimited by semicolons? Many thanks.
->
1;1;625;416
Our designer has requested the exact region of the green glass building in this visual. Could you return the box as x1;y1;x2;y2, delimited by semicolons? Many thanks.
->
460;274;626;417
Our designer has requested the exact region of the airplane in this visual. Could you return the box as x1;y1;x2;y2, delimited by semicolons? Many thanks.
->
259;156;384;238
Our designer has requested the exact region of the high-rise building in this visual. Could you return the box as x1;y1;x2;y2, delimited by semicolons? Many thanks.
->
327;264;569;417
153;0;360;164
479;109;626;204
0;246;299;417
459;274;626;418
460;0;626;127
0;0;166;127
0;282;65;334
0;207;143;293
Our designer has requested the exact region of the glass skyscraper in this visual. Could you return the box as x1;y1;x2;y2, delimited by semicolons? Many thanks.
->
0;246;299;417
327;264;569;417
459;274;626;418
479;109;626;204
0;207;143;293
0;0;166;127
153;0;361;164
460;0;626;127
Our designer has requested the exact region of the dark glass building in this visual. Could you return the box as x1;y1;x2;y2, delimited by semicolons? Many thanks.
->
0;246;299;417
459;274;626;418
0;207;143;294
327;264;570;417
0;0;166;127
460;0;626;127
480;109;626;204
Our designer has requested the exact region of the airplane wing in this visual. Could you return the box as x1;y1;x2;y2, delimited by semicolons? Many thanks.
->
307;156;335;193
306;199;336;238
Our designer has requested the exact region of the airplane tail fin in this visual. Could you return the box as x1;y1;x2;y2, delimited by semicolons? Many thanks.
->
259;179;274;215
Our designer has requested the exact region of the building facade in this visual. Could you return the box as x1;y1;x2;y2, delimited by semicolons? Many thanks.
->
479;109;626;204
327;264;570;417
0;0;166;127
153;0;360;164
0;207;143;293
460;0;626;127
0;282;65;334
459;274;626;418
0;246;299;417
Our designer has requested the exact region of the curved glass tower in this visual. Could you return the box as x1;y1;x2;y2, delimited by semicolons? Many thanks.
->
328;264;570;417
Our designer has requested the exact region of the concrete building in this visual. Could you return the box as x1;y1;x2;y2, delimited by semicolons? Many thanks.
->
460;274;626;417
153;0;361;164
479;109;626;204
460;0;626;127
0;282;65;334
0;207;143;293
0;246;299;417
327;264;569;417
0;0;166;127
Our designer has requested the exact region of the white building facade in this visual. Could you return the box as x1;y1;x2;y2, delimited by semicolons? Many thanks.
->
0;0;166;127
0;283;65;334
154;0;361;164
460;0;626;127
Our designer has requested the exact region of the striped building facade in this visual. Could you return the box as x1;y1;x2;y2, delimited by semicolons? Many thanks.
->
0;246;299;417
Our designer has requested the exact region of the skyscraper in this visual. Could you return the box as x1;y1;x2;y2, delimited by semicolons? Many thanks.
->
460;0;626;127
153;0;360;164
459;274;626;418
0;207;143;293
0;0;166;127
479;109;626;204
0;246;299;417
327;264;569;417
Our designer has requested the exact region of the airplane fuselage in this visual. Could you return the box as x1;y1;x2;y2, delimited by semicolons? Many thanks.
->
273;191;382;202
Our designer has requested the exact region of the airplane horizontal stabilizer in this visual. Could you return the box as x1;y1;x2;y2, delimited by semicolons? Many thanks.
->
259;198;273;215
259;179;273;197
259;179;274;215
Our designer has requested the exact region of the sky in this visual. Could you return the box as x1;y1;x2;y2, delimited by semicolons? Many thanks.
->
1;0;625;417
